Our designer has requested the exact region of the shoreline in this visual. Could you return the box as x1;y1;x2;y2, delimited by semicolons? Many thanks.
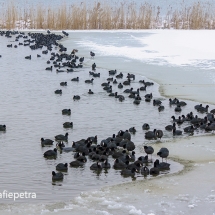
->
158;84;215;106
58;29;215;105
96;134;215;214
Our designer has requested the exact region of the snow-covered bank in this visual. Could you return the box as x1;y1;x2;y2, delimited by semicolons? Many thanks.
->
62;30;215;104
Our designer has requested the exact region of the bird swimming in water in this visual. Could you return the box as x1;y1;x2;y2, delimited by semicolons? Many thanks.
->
90;51;95;58
52;171;63;181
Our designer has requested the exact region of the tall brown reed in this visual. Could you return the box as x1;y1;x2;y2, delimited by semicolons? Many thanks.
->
164;2;215;29
1;1;215;30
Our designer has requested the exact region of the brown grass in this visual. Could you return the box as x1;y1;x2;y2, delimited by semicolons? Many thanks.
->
0;1;215;30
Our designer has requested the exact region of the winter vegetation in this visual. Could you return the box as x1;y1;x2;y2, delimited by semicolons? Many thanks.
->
1;1;215;30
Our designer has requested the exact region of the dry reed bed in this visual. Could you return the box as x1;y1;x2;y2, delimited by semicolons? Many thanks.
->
1;1;215;30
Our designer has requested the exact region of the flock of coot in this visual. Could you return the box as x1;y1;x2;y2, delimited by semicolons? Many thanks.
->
1;30;215;183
